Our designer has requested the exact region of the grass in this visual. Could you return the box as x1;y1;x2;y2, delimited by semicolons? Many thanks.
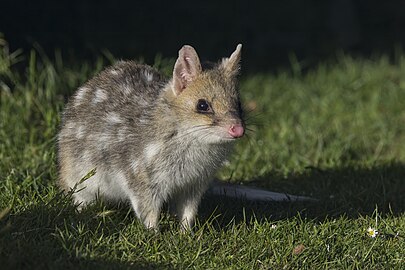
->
1;34;404;269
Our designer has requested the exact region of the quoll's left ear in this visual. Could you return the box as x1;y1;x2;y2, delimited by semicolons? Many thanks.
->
172;45;202;96
220;44;242;78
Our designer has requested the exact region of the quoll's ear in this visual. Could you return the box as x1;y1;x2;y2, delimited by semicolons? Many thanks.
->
220;44;242;78
172;45;202;96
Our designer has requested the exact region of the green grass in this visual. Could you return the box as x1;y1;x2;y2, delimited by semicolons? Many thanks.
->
1;35;404;269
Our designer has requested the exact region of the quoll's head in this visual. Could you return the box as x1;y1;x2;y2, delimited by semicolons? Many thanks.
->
168;44;245;144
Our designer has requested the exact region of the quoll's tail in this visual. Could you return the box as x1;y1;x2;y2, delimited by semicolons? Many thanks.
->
208;180;317;202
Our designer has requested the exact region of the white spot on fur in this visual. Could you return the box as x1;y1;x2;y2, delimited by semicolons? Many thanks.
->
131;160;139;172
59;123;75;139
74;87;89;105
123;85;132;95
144;142;161;161
66;122;75;131
143;70;153;82
98;133;109;144
106;112;123;124
138;98;148;106
81;150;92;162
117;129;127;142
110;70;119;75
76;125;85;139
93;88;108;104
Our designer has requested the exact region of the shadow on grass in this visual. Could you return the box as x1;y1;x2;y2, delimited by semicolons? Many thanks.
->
199;162;405;227
1;163;404;269
0;202;174;270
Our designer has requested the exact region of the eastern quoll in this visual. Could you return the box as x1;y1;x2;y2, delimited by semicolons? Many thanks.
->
58;44;245;230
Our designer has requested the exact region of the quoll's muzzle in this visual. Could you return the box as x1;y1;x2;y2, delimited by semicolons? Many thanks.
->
228;124;244;138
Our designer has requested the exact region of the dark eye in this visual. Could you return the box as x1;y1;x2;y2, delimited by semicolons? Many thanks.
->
196;99;210;113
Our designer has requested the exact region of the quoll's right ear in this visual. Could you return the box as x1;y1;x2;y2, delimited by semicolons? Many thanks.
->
172;45;202;96
220;44;242;78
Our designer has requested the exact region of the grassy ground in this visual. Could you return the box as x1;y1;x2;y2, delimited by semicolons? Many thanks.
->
0;36;404;269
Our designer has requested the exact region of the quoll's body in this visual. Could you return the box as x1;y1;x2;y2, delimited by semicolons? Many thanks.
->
58;45;244;229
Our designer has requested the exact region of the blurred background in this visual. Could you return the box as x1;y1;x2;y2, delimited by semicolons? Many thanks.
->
2;0;405;72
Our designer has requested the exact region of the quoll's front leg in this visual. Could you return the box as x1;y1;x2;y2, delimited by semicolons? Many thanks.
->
124;170;165;230
174;188;205;231
128;189;162;230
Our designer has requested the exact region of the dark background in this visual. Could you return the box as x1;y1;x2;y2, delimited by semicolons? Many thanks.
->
2;0;405;72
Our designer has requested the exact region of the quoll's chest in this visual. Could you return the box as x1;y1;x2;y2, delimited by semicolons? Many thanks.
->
145;141;231;185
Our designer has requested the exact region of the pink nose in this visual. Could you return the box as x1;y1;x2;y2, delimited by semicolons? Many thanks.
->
228;124;244;138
